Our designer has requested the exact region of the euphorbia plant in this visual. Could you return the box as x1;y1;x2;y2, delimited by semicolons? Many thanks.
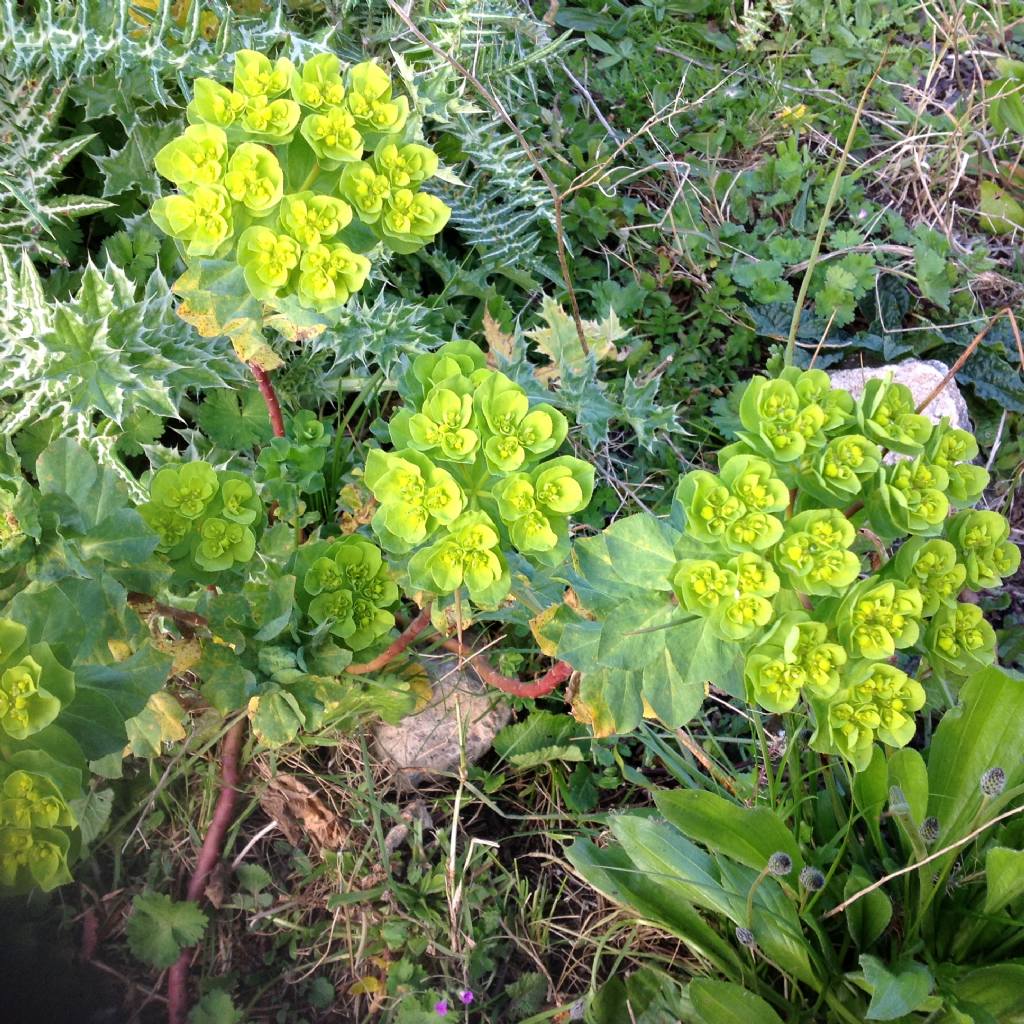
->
540;368;1019;762
149;48;450;364
364;341;595;618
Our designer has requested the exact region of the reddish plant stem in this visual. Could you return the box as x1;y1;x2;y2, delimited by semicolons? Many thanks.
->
249;362;286;439
127;592;207;637
347;605;434;675
375;604;573;697
438;638;573;697
166;718;246;1024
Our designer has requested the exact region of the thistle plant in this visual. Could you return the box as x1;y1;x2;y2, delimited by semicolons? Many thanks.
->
363;341;595;610
149;49;449;332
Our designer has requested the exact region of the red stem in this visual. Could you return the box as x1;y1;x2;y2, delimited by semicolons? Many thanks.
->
352;602;573;698
347;605;434;675
438;638;573;698
166;718;246;1024
249;362;286;439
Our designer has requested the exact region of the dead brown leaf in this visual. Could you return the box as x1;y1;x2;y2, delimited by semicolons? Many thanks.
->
259;775;350;851
483;309;516;367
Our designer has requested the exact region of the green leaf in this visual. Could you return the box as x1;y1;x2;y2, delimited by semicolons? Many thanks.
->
913;235;951;309
608;814;736;919
36;438;129;532
928;668;1024;850
196;387;275;450
188;990;242;1024
955;964;1024;1020
577;668;644;737
654;789;803;873
852;744;888;832
125;690;187;758
596;596;675;670
657;615;745;699
69;787;114;848
600;514;679;591
196;643;258;716
94;122;178;200
640;628;706;728
887;747;928;825
173;260;281;370
493;710;586;768
566;838;742;975
587;968;690;1024
62;644;173;759
251;687;305;747
984;847;1024;915
126;892;208;969
79;508;159;565
844;868;892;948
689;979;784;1024
859;956;933;1020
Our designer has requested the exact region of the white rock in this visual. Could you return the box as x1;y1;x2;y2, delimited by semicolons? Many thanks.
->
828;359;971;431
372;656;512;784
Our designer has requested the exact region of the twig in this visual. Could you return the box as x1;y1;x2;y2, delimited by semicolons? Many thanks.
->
676;729;737;795
166;717;246;1024
823;802;1024;919
916;306;1024;414
346;604;434;675
785;52;886;365
249;362;286;439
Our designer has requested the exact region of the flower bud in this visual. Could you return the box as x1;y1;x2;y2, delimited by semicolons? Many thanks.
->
767;851;793;876
735;926;757;948
980;767;1006;798
799;866;825;891
919;817;940;844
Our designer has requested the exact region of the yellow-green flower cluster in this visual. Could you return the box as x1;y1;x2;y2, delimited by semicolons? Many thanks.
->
150;49;450;317
362;342;595;608
0;620;82;894
665;366;1018;771
138;462;260;578
0;621;75;744
294;535;399;652
0;764;77;892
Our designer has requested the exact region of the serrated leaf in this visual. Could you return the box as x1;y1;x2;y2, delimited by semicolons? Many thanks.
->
188;990;242;1024
526;296;624;384
493;709;585;762
126;892;208;969
196;387;275;450
94;122;178;200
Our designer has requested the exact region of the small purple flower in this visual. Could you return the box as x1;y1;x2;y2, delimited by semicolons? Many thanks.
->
435;1000;449;1016
458;989;474;1006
